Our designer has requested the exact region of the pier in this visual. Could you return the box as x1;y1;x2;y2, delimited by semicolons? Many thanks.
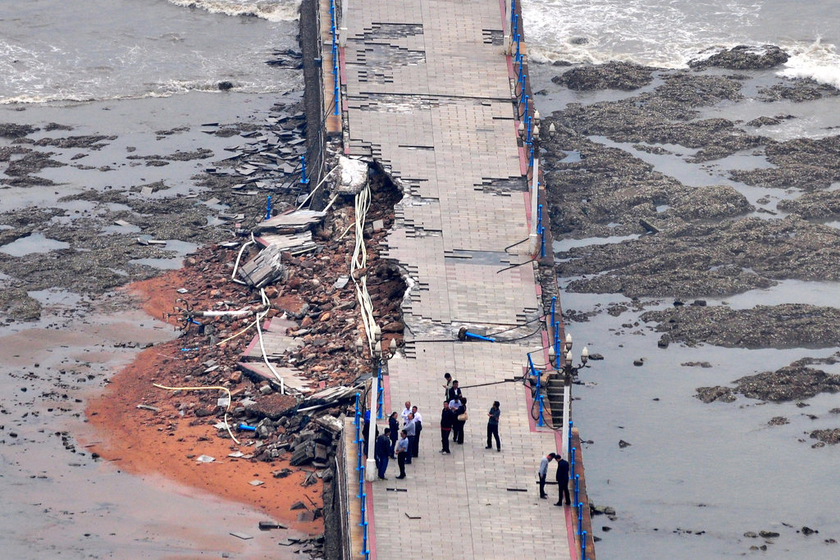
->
317;0;596;557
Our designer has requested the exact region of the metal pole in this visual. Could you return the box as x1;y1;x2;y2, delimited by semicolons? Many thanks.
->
365;375;378;481
376;360;384;420
265;194;271;220
562;368;571;459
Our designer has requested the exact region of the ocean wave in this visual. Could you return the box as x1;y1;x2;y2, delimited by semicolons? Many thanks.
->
165;0;302;22
779;39;840;89
0;80;292;106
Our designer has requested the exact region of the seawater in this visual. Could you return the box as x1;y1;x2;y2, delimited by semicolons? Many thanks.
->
525;0;840;557
0;0;301;104
523;0;840;87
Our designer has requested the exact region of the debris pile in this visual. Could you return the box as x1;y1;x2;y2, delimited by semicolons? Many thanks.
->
116;166;406;541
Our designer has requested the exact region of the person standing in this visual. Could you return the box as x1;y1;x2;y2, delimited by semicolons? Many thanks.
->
411;405;423;458
403;413;416;464
395;430;409;479
440;400;455;454
375;428;391;479
539;452;556;499
362;410;371;457
447;380;462;402
442;373;453;400
388;411;399;459
401;401;412;423
453;397;467;444
486;400;501;451
555;454;571;506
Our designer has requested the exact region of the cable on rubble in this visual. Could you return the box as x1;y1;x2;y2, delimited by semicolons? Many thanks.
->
152;383;240;444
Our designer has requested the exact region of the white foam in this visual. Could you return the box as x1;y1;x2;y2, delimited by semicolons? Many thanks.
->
165;0;302;22
522;0;762;68
778;38;840;89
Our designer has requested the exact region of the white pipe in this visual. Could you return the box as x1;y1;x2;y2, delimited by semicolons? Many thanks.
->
198;307;262;318
529;157;540;256
339;0;349;47
365;374;378;481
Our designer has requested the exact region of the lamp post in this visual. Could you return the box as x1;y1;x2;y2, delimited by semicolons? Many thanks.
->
365;326;383;482
556;333;588;460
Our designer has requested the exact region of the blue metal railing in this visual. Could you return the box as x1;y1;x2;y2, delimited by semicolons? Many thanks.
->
353;394;370;558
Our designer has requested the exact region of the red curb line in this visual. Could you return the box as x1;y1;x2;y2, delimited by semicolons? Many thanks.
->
366;481;377;560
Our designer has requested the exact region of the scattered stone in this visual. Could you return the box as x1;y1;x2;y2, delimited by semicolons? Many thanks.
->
767;416;789;426
810;429;840;445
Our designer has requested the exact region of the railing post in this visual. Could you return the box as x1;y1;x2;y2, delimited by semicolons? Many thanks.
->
568;420;573;458
574;473;580;507
578;502;583;536
582;530;587;560
265;194;271;220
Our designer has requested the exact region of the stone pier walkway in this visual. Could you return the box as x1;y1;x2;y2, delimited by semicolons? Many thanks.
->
336;0;574;557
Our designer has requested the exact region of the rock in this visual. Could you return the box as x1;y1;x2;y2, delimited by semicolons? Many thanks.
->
642;304;840;350
694;386;736;404
744;532;758;538
810;429;840;445
801;526;817;536
689;45;789;71
759;530;780;539
633;359;644;367
552;62;656;91
767;416;789;426
618;440;631;448
290;500;307;510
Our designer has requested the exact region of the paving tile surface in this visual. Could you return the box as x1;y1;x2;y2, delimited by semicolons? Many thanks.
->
338;0;572;557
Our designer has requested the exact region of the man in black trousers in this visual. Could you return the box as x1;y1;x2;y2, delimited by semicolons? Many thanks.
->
440;400;455;454
555;453;571;506
375;428;391;480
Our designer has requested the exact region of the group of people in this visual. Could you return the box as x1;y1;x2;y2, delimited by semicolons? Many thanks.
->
539;452;572;507
371;373;504;480
368;375;573;508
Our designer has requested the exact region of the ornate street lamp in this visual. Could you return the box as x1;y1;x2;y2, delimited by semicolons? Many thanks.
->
556;333;588;460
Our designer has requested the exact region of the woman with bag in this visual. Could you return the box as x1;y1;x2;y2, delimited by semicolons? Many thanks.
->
453;397;467;444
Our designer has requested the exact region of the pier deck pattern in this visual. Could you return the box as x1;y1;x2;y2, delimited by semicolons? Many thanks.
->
340;0;572;557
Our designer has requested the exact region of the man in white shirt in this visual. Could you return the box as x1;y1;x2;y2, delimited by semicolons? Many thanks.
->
411;405;423;457
401;401;412;423
539;452;557;499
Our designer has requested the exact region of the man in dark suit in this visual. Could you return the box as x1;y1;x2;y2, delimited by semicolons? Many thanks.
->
375;428;391;479
555;454;571;506
447;380;462;402
440;400;455;454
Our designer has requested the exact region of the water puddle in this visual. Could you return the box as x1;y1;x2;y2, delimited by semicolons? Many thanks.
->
0;232;71;256
553;234;641;253
129;239;197;270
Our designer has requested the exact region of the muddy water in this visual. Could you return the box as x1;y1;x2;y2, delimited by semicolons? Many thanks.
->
0;90;309;556
532;62;840;558
0;293;305;558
